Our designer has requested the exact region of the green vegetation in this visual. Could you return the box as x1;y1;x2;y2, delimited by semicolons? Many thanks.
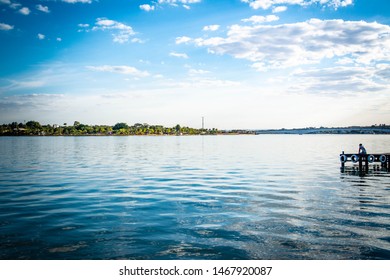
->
0;121;219;136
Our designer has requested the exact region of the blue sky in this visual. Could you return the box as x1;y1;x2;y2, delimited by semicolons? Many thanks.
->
0;0;389;129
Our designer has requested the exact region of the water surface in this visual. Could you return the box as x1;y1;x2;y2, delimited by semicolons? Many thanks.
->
0;135;389;259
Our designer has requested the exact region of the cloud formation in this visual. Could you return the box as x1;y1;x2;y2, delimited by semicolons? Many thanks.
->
140;4;155;11
242;15;279;24
62;0;93;3
158;0;201;5
140;0;201;10
0;79;46;94
181;19;390;71
0;0;20;9
169;52;189;59
241;0;353;10
272;6;287;13
188;68;210;75
203;25;220;31
87;65;150;78
290;66;388;95
18;7;30;15
175;36;192;44
0;22;14;31
157;0;202;10
92;18;135;43
36;4;50;13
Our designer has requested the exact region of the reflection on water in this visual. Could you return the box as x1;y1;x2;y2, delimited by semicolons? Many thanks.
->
341;165;389;177
339;171;390;259
0;135;389;259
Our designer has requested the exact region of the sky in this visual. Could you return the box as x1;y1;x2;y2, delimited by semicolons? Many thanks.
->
0;0;389;129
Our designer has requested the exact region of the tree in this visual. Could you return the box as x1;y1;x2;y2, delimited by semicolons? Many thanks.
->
113;122;129;130
26;121;42;129
175;124;181;134
10;122;18;129
24;121;42;135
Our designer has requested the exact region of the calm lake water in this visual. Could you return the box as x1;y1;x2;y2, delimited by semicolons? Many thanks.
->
0;135;389;260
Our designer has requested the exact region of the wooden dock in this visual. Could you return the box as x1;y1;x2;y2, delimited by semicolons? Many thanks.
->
340;152;390;173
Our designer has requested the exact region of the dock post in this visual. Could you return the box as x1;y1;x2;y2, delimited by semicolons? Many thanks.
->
387;156;390;173
365;155;368;172
341;151;345;171
359;156;363;174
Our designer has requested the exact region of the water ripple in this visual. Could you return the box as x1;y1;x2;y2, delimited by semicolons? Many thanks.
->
0;135;389;259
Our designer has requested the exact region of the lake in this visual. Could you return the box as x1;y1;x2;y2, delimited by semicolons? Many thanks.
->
0;135;389;259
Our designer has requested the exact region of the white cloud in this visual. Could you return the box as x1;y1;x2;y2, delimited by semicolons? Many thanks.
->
241;0;298;10
158;0;202;4
37;33;45;40
241;0;354;10
189;68;210;75
140;4;155;11
6;79;46;90
57;37;62;42
272;6;287;13
18;7;30;15
175;36;192;44
0;79;48;97
329;0;353;9
94;19;118;27
62;0;93;3
87;65;150;78
77;23;90;32
36;4;50;13
131;38;145;43
0;0;21;9
92;18;135;43
78;23;90;28
289;66;387;95
203;25;220;31
189;19;390;71
169;52;189;59
242;15;279;24
157;0;201;9
0;22;14;31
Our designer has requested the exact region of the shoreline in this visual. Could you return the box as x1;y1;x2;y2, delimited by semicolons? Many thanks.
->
1;132;390;137
1;121;390;136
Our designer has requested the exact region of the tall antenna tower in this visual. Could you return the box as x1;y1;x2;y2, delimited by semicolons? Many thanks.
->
202;116;204;130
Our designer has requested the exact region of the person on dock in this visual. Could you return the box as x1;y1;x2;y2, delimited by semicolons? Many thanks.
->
358;143;367;155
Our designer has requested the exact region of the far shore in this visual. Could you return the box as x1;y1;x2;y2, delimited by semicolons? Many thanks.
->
1;121;389;136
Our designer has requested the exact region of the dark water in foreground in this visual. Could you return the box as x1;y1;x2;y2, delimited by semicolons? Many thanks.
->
0;135;389;259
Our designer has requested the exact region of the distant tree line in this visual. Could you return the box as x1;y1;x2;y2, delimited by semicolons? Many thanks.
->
254;124;390;135
0;121;219;136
